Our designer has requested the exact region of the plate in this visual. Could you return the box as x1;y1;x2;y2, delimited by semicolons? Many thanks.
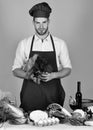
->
82;99;93;108
84;120;93;126
69;99;93;110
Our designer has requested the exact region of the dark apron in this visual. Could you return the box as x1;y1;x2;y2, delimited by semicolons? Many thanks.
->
20;35;65;112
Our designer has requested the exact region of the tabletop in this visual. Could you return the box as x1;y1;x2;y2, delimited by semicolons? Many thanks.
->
1;122;93;130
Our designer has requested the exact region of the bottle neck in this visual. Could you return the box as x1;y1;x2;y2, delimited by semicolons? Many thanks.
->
77;81;81;92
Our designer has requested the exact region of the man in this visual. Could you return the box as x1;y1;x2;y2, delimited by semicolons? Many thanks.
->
12;2;72;112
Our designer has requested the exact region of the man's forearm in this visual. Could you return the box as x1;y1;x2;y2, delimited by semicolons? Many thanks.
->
12;68;28;79
53;68;71;79
40;67;72;82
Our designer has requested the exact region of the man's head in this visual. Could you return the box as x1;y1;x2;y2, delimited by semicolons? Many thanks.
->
29;2;52;36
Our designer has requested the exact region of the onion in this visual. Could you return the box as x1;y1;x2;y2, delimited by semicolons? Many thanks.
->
43;119;48;126
47;118;52;125
38;120;44;126
55;117;60;124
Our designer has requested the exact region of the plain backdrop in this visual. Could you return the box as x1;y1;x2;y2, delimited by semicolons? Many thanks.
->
0;0;93;111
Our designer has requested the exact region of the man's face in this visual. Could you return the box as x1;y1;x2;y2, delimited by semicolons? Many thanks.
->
33;17;49;35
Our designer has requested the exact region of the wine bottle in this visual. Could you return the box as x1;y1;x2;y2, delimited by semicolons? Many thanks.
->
75;81;82;109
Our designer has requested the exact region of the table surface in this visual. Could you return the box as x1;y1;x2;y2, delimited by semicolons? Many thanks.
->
1;122;93;130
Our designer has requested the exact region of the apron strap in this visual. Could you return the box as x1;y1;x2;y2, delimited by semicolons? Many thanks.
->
29;35;35;58
50;34;56;52
50;34;58;71
31;35;35;51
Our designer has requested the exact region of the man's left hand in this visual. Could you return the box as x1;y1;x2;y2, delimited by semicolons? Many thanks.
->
40;72;56;82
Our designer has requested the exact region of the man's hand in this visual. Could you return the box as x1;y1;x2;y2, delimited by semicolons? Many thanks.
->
40;72;56;82
28;74;41;84
40;68;71;82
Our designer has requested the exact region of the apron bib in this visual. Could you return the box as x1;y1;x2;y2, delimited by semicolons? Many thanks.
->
20;35;65;112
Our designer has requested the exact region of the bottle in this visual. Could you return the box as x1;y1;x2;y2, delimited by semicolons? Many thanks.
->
75;81;82;109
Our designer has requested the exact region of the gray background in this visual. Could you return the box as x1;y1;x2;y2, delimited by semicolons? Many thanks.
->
0;0;93;111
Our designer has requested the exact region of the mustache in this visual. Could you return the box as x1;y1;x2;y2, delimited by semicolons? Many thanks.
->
38;28;45;30
35;27;48;35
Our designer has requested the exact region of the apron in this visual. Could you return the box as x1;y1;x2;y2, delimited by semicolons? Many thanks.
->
20;35;65;112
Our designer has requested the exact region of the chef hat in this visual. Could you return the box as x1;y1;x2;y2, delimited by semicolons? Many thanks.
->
29;2;52;18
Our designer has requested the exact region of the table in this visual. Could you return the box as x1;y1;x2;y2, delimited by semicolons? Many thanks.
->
1;122;93;130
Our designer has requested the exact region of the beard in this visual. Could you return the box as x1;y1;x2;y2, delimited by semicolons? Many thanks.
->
35;27;48;36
